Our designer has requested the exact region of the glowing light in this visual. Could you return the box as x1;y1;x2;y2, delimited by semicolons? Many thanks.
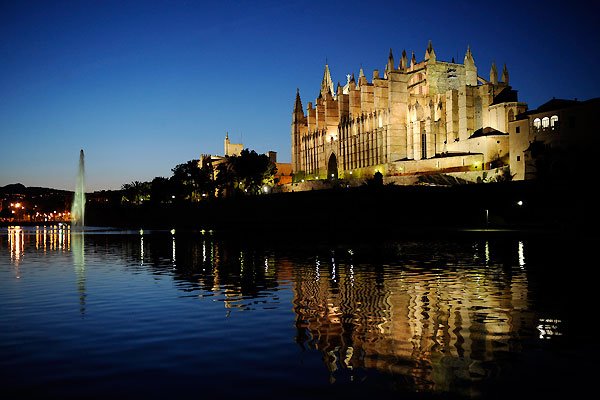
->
517;200;523;206
170;229;176;235
349;171;353;175
139;229;144;235
331;173;334;177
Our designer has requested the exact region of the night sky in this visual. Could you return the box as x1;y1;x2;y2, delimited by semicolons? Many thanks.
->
1;0;598;191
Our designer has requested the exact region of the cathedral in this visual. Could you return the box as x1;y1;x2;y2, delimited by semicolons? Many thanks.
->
291;42;527;182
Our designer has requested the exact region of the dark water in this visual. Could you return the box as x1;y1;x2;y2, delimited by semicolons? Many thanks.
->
0;226;595;399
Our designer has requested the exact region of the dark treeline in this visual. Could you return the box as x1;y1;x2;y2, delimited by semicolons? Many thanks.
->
86;179;600;239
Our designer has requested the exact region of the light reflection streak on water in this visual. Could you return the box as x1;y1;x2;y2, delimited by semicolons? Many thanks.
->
7;225;71;267
8;226;23;267
315;257;320;282
518;241;525;269
537;318;563;339
172;234;176;268
331;255;336;282
140;236;144;266
71;231;86;316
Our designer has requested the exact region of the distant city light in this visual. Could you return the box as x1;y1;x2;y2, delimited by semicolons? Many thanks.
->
517;200;523;206
139;229;144;235
170;229;176;235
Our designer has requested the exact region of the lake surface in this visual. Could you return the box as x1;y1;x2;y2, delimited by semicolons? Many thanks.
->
0;225;595;399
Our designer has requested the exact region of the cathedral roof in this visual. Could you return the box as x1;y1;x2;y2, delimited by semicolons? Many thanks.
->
527;98;580;113
490;86;518;105
470;127;508;138
517;97;600;119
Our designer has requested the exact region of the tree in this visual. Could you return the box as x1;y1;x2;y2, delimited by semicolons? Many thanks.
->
216;149;277;196
171;159;213;201
121;181;150;205
150;176;173;204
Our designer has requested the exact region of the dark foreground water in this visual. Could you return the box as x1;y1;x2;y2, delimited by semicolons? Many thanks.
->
0;226;595;399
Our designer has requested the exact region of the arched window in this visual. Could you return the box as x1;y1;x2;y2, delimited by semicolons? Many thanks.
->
542;117;550;129
508;109;515;122
550;115;559;129
533;118;541;129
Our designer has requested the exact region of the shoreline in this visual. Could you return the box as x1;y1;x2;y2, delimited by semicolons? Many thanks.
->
3;181;598;240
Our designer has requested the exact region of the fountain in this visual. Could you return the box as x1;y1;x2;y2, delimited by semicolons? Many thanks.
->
71;149;86;228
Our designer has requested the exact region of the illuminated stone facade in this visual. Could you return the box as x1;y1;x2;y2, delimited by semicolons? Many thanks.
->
291;42;527;181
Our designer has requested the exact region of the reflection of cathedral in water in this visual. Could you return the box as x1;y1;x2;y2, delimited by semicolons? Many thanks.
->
292;242;533;394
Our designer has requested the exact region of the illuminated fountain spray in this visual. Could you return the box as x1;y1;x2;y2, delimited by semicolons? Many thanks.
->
71;149;86;228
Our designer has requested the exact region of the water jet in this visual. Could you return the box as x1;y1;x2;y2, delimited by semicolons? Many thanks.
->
71;149;86;228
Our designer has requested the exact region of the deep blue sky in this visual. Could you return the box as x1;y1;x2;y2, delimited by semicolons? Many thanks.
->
1;0;599;191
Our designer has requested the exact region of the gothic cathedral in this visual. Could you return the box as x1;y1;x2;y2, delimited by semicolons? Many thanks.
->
291;42;527;181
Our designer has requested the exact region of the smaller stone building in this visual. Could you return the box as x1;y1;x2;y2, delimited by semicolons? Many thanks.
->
509;98;600;180
200;133;292;186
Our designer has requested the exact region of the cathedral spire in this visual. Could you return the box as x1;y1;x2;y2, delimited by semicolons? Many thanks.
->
501;63;509;84
294;88;303;113
464;45;477;86
387;48;395;72
424;40;436;62
320;63;335;97
400;49;407;70
490;62;498;85
410;51;416;68
464;45;475;66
